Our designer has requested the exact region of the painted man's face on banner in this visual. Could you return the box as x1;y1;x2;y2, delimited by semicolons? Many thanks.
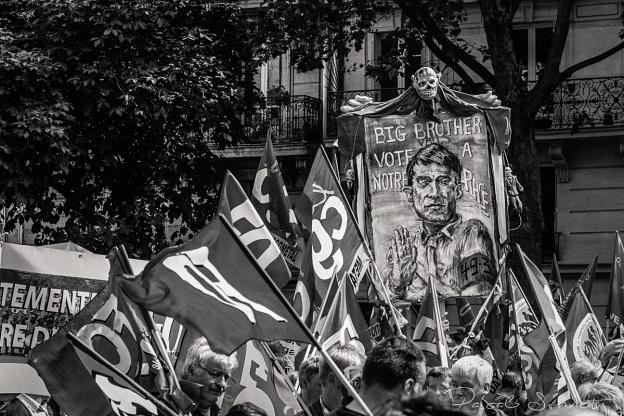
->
405;162;463;225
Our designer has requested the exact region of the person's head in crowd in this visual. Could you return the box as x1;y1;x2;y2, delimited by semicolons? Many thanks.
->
450;355;493;416
499;371;523;396
424;367;451;398
571;360;599;387
578;381;624;416
360;337;427;403
599;339;624;373
225;403;268;416
299;355;322;407
380;391;467;416
468;336;490;358
540;406;604;416
319;343;365;412
277;354;295;376
180;337;238;410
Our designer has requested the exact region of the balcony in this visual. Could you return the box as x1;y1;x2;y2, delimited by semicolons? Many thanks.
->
327;77;624;136
213;95;322;158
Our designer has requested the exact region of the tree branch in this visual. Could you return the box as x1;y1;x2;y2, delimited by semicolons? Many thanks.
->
558;40;624;82
510;0;523;16
395;0;496;87
540;0;574;86
425;35;476;87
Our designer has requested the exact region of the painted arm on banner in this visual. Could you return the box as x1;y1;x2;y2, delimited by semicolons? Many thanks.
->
385;227;426;299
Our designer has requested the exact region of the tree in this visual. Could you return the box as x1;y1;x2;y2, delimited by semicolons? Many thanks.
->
262;0;624;263
0;0;282;257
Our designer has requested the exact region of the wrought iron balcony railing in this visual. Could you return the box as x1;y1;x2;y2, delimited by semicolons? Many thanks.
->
242;95;322;144
327;77;624;136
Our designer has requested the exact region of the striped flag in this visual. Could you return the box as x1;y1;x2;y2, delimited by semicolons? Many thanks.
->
517;245;565;337
408;277;449;367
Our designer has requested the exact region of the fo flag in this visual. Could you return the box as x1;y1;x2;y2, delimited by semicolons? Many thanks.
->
252;135;305;269
29;250;179;416
222;340;301;416
408;277;449;367
565;288;605;366
606;231;624;327
317;276;373;352
120;215;310;355
219;171;291;288
295;147;370;298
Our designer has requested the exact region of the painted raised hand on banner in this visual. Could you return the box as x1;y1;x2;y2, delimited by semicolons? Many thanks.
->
386;226;426;298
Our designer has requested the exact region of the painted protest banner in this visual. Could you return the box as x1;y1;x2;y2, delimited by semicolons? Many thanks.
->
364;112;501;301
0;243;146;396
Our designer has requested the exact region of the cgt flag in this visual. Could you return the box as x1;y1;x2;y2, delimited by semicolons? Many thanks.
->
29;250;179;416
317;276;373;352
251;134;305;269
606;231;624;328
222;340;301;416
508;270;541;401
295;147;370;300
219;170;291;288
565;288;605;366
120;215;310;355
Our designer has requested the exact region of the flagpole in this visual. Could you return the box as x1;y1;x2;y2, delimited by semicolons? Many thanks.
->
67;333;180;416
548;334;581;405
259;342;315;416
430;277;449;367
318;146;404;334
219;215;375;416
507;270;529;390
115;246;191;415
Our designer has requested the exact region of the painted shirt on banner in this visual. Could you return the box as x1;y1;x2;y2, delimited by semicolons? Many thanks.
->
365;112;499;300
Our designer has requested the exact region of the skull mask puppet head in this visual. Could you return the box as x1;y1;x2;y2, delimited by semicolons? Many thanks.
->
413;67;439;100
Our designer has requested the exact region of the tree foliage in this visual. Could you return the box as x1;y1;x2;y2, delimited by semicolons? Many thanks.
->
0;0;280;257
262;0;624;262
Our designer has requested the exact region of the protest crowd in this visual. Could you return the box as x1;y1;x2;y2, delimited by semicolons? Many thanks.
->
1;69;623;416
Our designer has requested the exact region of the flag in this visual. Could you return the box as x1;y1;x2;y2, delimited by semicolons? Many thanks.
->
456;297;475;330
120;215;310;355
251;134;305;269
68;334;176;416
221;340;302;416
508;270;541;400
408;277;449;367
606;231;624;327
316;276;373;352
560;255;598;319
517;244;565;337
219;170;291;287
545;373;574;407
565;288;605;366
549;254;564;305
293;242;316;327
468;274;503;334
29;250;179;416
295;147;370;298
